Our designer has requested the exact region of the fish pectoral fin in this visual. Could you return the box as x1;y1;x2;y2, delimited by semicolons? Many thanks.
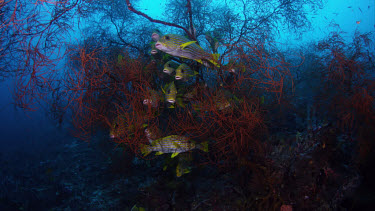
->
199;141;209;152
172;142;182;148
155;151;164;155
184;167;191;174
171;152;180;158
180;41;197;49
195;59;205;65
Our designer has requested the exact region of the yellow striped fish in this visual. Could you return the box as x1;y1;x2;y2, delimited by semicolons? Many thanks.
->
143;89;162;108
175;63;198;81
141;135;208;158
110;115;148;138
155;34;220;67
163;60;180;75
162;81;177;104
109;115;129;138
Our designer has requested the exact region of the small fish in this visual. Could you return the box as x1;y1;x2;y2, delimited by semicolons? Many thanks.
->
183;84;203;100
347;6;352;9
110;115;127;138
260;95;265;104
141;135;208;158
150;42;159;55
117;54;124;64
175;63;198;80
162;81;178;104
212;89;232;111
214;98;231;110
176;154;192;177
155;34;220;67
109;115;137;138
358;7;362;13
143;89;162;108
144;125;162;144
110;115;147;138
131;205;146;211
163;60;180;74
356;20;361;24
151;29;163;42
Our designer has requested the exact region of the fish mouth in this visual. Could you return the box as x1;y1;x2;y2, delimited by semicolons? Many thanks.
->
155;42;162;49
175;76;182;80
151;33;159;41
143;99;152;105
150;50;158;55
109;134;115;138
167;99;175;103
163;69;170;73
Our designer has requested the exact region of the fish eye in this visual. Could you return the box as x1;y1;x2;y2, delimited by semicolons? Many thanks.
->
167;90;171;94
167;63;170;67
181;69;184;73
165;35;170;40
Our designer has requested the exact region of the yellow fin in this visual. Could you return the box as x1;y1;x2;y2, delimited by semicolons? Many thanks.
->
183;168;191;175
209;54;220;67
199;141;209;152
260;96;265;104
140;144;152;157
180;41;197;49
212;53;220;61
172;141;181;148
195;59;204;65
155;151;164;155
176;98;185;108
171;152;179;158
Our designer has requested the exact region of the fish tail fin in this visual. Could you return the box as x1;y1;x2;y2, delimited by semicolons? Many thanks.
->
140;144;152;156
198;141;209;152
207;53;220;67
212;53;220;61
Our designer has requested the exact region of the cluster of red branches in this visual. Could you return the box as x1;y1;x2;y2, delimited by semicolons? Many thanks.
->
316;32;375;134
1;0;88;110
0;0;297;167
220;37;294;102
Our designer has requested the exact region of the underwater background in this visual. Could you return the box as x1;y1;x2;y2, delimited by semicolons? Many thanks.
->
0;0;374;210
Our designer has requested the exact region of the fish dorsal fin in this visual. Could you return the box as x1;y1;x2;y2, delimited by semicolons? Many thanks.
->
180;41;197;49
